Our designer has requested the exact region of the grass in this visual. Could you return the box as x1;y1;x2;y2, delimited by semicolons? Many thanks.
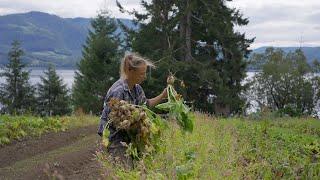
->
1;112;319;178
97;113;320;179
0;114;98;146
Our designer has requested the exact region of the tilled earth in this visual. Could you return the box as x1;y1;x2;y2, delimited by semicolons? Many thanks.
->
0;125;105;180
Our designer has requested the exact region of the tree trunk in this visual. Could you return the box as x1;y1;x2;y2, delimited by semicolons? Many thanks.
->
179;0;193;61
179;11;186;61
185;3;192;62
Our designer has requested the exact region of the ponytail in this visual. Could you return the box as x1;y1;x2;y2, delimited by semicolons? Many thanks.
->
120;52;155;79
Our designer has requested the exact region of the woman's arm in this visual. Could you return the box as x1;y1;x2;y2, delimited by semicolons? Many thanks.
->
147;88;167;107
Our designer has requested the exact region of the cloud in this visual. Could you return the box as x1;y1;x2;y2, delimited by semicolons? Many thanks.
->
0;7;23;15
0;0;144;18
228;0;320;48
306;11;320;24
237;20;320;49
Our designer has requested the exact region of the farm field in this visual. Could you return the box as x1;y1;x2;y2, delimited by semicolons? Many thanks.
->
1;113;319;179
0;115;102;179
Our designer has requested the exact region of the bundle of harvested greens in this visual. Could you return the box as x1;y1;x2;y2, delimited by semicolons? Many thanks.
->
156;75;194;132
108;98;148;130
106;98;165;157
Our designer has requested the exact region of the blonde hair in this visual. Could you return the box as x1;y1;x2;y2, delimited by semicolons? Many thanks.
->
120;52;155;79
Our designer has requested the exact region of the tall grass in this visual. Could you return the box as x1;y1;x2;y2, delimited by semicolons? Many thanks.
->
97;113;320;179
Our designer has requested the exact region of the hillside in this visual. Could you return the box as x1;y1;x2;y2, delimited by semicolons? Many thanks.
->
0;11;319;67
0;11;135;67
251;46;320;64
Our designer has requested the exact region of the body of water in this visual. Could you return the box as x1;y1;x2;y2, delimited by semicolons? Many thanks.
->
1;69;257;90
0;69;319;116
0;69;75;89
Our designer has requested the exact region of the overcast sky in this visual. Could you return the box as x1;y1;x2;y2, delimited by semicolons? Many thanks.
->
0;0;319;49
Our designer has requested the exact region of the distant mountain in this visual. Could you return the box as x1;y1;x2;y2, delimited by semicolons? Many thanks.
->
0;11;136;67
251;46;320;64
1;11;319;68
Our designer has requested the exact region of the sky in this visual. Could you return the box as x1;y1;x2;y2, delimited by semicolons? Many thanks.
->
0;0;319;49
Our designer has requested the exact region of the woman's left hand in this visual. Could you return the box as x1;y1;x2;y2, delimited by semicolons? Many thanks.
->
161;88;168;99
148;88;168;107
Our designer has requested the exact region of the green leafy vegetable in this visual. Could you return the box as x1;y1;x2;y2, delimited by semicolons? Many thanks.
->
156;85;194;132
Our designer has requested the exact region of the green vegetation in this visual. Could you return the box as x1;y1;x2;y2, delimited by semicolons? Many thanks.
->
0;42;72;117
0;114;98;145
0;111;319;179
248;47;320;116
97;113;320;179
37;64;71;116
0;40;36;114
117;0;253;114
156;84;194;132
72;12;121;114
0;5;319;179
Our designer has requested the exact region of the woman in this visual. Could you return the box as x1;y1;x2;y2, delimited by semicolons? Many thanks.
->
97;53;167;168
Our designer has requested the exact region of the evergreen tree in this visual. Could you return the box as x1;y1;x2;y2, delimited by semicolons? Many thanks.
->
0;41;35;114
72;11;121;114
117;0;253;114
37;65;71;116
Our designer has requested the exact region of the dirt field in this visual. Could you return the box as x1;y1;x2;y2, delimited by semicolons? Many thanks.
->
0;125;105;180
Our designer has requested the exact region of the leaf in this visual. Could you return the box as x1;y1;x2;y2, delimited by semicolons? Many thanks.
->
181;112;194;132
168;85;177;102
155;102;176;111
156;85;194;133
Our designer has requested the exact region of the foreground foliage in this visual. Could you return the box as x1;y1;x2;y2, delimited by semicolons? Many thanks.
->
98;113;320;179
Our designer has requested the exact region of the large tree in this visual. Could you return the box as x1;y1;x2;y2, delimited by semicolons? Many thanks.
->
117;0;253;114
0;41;35;114
72;11;121;114
37;65;71;116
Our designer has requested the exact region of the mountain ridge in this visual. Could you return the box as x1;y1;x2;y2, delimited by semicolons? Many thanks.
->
0;11;319;67
0;11;135;67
